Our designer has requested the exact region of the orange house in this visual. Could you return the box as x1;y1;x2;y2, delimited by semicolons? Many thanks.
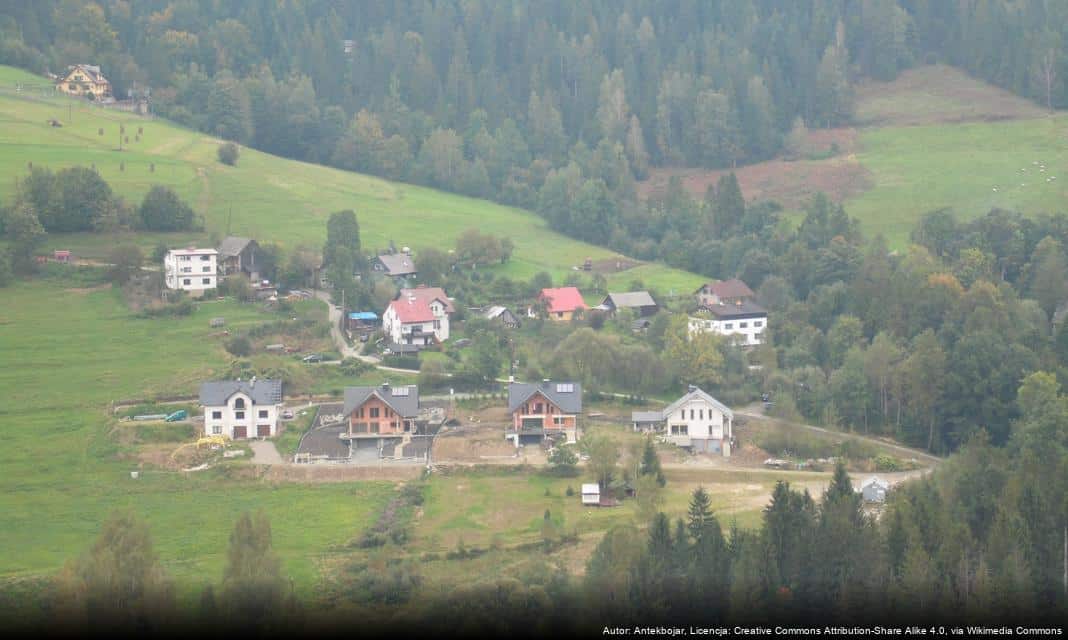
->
343;383;419;438
507;380;582;447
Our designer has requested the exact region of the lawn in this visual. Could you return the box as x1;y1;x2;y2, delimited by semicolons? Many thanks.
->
0;279;393;600
0;65;704;293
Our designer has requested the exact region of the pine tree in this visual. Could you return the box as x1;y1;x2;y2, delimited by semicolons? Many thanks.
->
639;436;665;487
687;487;713;541
222;511;288;625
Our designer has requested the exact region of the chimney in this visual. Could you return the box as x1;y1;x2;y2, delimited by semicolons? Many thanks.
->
688;384;697;393
250;375;257;388
381;381;391;390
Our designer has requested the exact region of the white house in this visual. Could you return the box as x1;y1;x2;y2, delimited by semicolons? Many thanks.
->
164;247;218;295
688;299;768;346
199;378;283;440
631;385;733;456
382;286;454;347
860;477;890;503
581;483;601;506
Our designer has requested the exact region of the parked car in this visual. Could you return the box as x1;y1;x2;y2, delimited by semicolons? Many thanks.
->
301;354;323;363
282;409;295;419
453;338;472;348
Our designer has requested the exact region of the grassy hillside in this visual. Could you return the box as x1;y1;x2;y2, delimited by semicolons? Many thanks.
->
0;65;704;292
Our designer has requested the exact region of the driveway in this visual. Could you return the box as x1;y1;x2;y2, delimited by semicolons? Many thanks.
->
249;440;284;465
314;290;420;374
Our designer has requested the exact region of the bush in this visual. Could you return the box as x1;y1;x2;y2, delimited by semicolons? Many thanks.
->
140;299;195;318
382;354;420;370
217;142;239;166
340;357;373;376
225;336;252;357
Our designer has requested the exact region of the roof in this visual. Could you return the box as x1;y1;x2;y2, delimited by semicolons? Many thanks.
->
508;380;583;414
862;477;890;490
539;287;587;314
484;305;511;319
604;291;657;309
699;299;768;319
696;278;755;299
376;253;417;276
348;311;379;321
64;64;108;83
388;295;437;323
343;384;420;418
218;236;255;258
581;484;600;494
631;411;664;423
168;247;218;256
399;286;454;313
199;379;283;407
661;386;733;420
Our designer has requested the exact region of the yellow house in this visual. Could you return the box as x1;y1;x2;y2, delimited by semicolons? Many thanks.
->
57;64;111;99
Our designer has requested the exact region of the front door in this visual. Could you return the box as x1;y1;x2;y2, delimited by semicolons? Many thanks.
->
257;424;271;437
233;425;247;439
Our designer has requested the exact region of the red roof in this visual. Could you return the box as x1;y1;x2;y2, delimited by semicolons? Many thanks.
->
389;286;454;324
697;278;754;299
539;287;587;314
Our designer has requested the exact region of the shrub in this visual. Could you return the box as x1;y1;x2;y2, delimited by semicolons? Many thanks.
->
217;142;239;166
225;336;252;357
340;357;373;376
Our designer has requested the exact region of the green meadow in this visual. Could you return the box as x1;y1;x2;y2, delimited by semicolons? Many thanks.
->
0;65;704;292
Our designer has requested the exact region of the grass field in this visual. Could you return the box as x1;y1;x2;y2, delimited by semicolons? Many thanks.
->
0;279;394;600
0;65;703;292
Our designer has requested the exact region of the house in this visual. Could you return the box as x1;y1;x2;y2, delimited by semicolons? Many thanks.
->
507;380;582;447
341;383;420;441
483;305;521;328
599;291;659;317
382;286;454;347
695;278;755;307
688;299;768;346
373;252;417;279
631;385;733;456
860;477;890;503
534;287;587;321
56;64;111;99
581;483;601;506
217;237;261;280
164;248;218;295
199;378;283;439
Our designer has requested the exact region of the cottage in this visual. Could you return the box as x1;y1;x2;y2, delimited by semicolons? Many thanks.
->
688;299;768;346
382;286;454;347
534;287;587;321
631;385;733;456
217;237;261;280
483;305;521;328
342;383;420;440
164;247;218;295
599;291;659;317
860;477;890;503
507;380;582;447
56;64;111;99
373;252;418;279
695;278;756;307
199;378;283;439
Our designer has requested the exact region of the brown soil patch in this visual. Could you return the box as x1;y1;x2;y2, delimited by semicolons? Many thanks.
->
432;406;519;463
639;153;873;210
589;257;640;274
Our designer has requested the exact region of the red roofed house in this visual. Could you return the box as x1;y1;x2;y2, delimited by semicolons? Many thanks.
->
535;287;588;322
382;286;454;346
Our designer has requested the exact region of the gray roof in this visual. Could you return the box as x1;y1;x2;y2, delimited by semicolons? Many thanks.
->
661;386;733;420
631;411;664;423
699;299;768;319
604;291;657;309
343;384;420;418
199;379;283;406
508;381;582;414
862;476;890;490
376;253;417;276
218;236;255;258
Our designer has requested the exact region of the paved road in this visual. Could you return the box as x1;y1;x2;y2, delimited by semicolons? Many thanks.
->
248;440;284;465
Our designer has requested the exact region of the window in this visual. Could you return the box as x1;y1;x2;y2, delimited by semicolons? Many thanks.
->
183;279;191;285
212;426;221;435
739;322;748;328
181;267;192;273
534;403;544;413
235;411;245;419
699;409;704;420
689;409;694;420
234;399;245;409
433;320;440;329
671;424;688;436
211;411;222;420
356;408;364;418
553;416;566;425
258;410;268;418
755;320;763;327
556;383;574;393
200;255;211;261
724;323;733;329
370;407;380;418
202;278;211;284
179;255;190;261
557;312;563;318
202;266;211;272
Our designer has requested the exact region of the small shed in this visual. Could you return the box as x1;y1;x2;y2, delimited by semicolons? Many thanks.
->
347;311;379;331
53;250;72;263
581;483;601;506
860;477;890;503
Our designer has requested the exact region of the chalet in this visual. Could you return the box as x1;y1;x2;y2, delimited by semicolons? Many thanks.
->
199;378;283;439
631;385;733;456
373;252;417;279
217;237;261;280
342;383;420;440
507;380;582;447
164;247;218;295
695;278;755;307
534;287;587;321
599;291;658;317
688;299;768;346
382;286;454;347
483;305;521;328
57;64;111;99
